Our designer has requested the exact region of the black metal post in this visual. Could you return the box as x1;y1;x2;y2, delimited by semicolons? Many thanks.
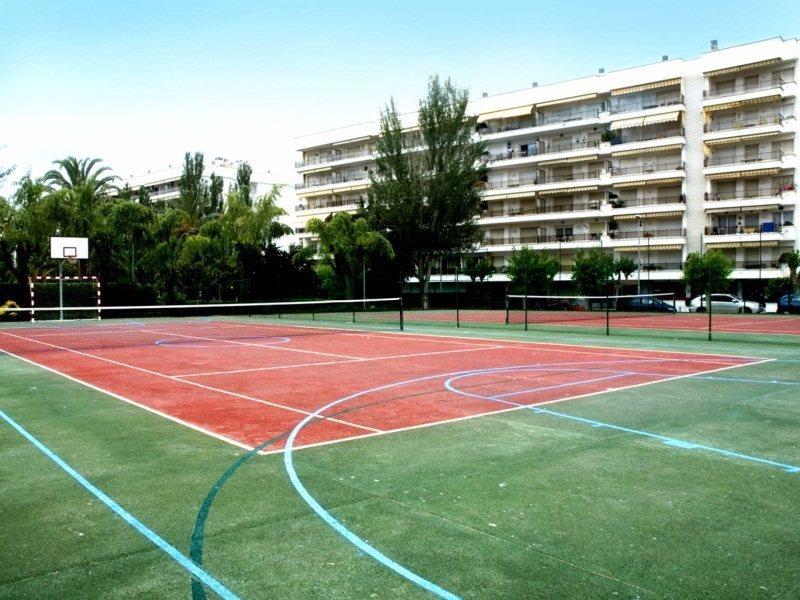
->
399;296;404;331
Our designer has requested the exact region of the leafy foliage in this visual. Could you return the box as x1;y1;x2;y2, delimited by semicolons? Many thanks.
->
571;249;614;296
464;257;495;283
682;250;733;296
366;76;486;308
506;247;558;294
778;250;800;294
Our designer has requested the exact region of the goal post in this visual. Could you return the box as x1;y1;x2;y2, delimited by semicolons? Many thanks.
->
29;276;102;322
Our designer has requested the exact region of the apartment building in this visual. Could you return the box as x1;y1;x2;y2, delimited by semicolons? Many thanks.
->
294;37;799;294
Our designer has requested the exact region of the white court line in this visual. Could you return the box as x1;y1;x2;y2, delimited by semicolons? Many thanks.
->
257;356;772;455
0;331;380;434
174;344;507;378
147;328;365;360
0;346;255;452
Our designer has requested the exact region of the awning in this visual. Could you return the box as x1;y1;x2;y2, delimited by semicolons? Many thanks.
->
613;177;684;188
706;204;779;214
742;240;779;248
610;116;645;130
616;244;683;252
614;211;684;221
302;166;332;175
705;95;782;112
300;189;333;198
338;183;371;193
536;93;597;108
544;185;599;195
485;191;537;201
612;143;683;157
707;168;781;181
611;78;682;96
705;240;780;249
477;104;534;122
642;111;681;125
704;132;779;146
704;58;782;77
539;154;598;166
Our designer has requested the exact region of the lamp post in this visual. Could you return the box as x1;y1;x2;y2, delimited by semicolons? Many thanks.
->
635;215;642;294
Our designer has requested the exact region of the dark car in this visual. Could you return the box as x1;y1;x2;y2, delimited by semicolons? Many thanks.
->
778;294;800;314
615;295;676;313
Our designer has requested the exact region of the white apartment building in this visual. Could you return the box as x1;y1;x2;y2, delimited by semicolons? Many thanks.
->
294;37;799;293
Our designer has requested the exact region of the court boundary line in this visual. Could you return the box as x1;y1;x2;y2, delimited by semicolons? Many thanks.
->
0;330;380;435
0;407;241;600
0;347;253;451
257;356;770;455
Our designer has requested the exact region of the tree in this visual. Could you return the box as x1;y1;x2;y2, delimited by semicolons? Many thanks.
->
682;250;733;298
296;212;393;299
778;250;800;294
612;256;636;293
138;185;151;206
571;248;614;296
366;76;487;308
235;162;253;206
507;247;559;294
178;152;222;228
464;257;495;283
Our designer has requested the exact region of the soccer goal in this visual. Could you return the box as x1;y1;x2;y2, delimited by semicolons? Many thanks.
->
28;276;102;321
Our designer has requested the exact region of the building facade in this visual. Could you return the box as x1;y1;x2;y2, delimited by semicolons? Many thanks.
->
294;37;799;294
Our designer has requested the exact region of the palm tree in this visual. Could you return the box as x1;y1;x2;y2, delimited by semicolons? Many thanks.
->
779;250;800;294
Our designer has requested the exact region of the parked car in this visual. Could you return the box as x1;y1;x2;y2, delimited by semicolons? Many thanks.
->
688;294;765;313
616;295;676;312
777;294;800;314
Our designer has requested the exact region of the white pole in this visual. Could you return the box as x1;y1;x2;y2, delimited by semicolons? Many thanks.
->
59;259;64;321
636;215;642;295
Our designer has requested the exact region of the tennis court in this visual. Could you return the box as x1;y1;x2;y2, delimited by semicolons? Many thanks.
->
2;299;799;598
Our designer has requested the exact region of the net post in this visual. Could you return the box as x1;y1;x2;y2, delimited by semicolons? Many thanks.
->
352;301;356;324
523;294;528;332
505;295;509;325
455;267;460;329
707;291;712;341
605;284;610;336
399;296;404;331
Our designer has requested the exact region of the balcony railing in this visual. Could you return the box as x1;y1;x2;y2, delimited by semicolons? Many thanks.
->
295;171;371;190
537;109;601;125
482;201;601;218
612;194;685;208
705;224;783;235
484;232;601;245
609;94;684;114
705;186;793;201
704;149;783;167
295;148;373;168
610;228;686;239
476;119;536;134
296;197;360;212
704;78;788;99
610;161;684;176
704;113;784;133
484;170;602;190
485;139;602;163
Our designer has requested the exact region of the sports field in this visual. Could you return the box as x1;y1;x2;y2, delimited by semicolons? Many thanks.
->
1;305;799;598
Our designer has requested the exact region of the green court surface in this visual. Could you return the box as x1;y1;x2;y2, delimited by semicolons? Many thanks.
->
1;320;799;599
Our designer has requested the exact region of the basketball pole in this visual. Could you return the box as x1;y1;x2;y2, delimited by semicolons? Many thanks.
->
58;258;64;321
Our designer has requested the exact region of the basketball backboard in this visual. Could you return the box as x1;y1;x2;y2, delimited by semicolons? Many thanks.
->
51;237;89;260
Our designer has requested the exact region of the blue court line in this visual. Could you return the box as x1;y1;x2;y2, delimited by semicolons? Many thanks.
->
444;370;800;474
0;408;240;600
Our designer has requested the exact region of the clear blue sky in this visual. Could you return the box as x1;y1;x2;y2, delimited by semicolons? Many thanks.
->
0;0;798;192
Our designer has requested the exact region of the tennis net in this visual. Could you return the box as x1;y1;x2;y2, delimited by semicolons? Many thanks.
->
0;297;403;355
506;293;677;332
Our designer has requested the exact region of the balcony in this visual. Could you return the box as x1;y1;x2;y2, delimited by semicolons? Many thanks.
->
482;201;600;218
537;109;601;125
606;127;684;146
705;224;783;235
704;149;783;167
609;94;684;114
611;194;685;208
609;161;685;177
610;228;686;239
704;78;789;99
484;139;600;164
295;171;371;190
484;232;600;246
704;185;793;202
295;197;360;213
484;170;602;190
295;148;373;169
703;113;784;133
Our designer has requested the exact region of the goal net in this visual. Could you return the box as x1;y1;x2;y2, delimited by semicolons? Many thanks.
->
29;276;102;321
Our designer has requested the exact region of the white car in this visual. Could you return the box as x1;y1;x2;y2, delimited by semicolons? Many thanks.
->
688;294;765;314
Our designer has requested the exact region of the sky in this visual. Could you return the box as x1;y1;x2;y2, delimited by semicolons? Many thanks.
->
1;0;799;196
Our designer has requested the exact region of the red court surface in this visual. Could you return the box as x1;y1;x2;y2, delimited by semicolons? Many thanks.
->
0;320;761;452
405;309;800;335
